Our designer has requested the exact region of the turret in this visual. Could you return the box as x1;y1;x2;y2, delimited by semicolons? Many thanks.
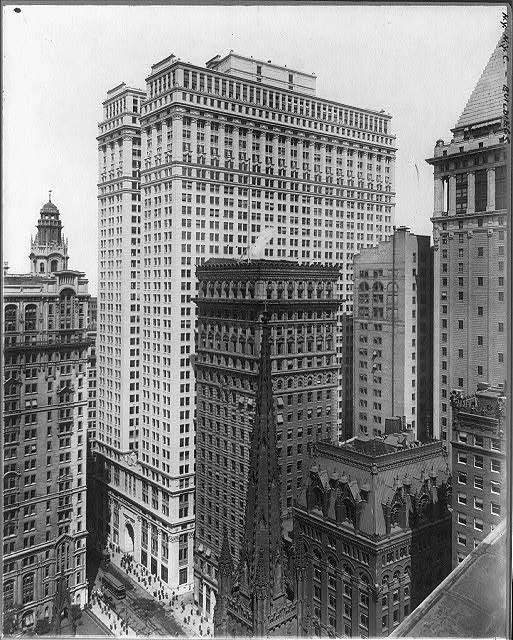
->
29;193;69;275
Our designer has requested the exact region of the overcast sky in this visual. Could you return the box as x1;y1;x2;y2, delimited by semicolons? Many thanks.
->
2;3;506;294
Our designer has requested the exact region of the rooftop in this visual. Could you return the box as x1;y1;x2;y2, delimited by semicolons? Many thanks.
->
390;519;508;637
454;38;506;130
196;258;340;274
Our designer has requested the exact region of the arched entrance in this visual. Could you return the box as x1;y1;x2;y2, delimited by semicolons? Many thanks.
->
124;522;135;554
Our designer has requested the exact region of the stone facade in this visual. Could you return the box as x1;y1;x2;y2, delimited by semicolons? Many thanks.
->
353;228;433;440
450;383;506;567
193;258;339;615
3;199;90;632
428;40;508;452
213;314;297;637
293;434;452;637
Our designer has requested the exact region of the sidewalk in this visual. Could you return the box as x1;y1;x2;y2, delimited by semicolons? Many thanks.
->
89;597;138;637
102;546;214;637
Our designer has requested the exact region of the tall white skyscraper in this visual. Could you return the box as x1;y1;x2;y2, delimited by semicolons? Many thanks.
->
94;52;396;596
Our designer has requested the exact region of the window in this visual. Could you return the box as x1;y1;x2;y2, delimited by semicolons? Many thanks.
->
474;518;484;531
457;453;467;465
179;568;188;585
477;247;484;257
457;493;467;505
491;459;501;473
22;573;34;604
477;365;483;376
491;481;500;494
474;476;483;490
477;277;483;286
458;512;467;526
458;471;467;484
457;532;467;546
474;497;483;510
360;613;369;629
474;455;483;469
477;336;483;346
491;503;501;516
474;435;483;447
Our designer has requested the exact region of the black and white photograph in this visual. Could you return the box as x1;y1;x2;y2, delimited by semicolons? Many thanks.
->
1;2;511;638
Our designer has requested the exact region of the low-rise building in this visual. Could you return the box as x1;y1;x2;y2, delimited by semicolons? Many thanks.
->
293;428;451;637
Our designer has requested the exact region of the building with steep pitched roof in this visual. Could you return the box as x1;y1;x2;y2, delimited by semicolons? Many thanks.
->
293;431;452;637
428;38;508;453
214;313;297;636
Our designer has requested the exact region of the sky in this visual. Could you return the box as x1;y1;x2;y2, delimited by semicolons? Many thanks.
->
2;3;506;295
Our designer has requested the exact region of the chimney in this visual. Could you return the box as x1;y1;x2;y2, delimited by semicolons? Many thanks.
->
385;416;402;435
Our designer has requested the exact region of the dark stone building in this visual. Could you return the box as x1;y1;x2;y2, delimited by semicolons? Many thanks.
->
450;383;506;567
293;431;452;637
214;313;297;636
193;258;340;615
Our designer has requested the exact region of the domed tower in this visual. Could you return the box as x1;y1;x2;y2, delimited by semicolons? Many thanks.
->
29;193;69;275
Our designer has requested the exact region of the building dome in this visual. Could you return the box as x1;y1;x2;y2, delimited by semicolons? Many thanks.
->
40;200;59;215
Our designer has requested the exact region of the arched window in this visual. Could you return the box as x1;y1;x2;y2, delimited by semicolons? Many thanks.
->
39;262;45;273
22;573;34;604
59;289;75;330
24;305;37;331
4;305;17;332
418;495;430;520
3;580;15;606
390;502;401;527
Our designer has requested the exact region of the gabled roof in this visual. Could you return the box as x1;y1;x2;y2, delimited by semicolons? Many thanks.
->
455;39;506;130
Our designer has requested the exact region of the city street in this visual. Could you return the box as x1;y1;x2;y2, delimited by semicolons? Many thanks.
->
93;563;192;636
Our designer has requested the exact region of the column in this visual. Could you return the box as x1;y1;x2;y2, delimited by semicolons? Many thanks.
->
218;116;226;169
320;559;328;627
466;172;475;214
486;167;495;211
297;134;304;177
190;113;198;164
285;130;292;177
171;111;183;162
272;133;279;173
351;574;359;636
320;142;327;181
448;175;456;215
336;569;344;634
433;177;444;215
232;124;240;171
246;124;253;174
204;114;212;165
122;136;132;175
161;120;169;163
